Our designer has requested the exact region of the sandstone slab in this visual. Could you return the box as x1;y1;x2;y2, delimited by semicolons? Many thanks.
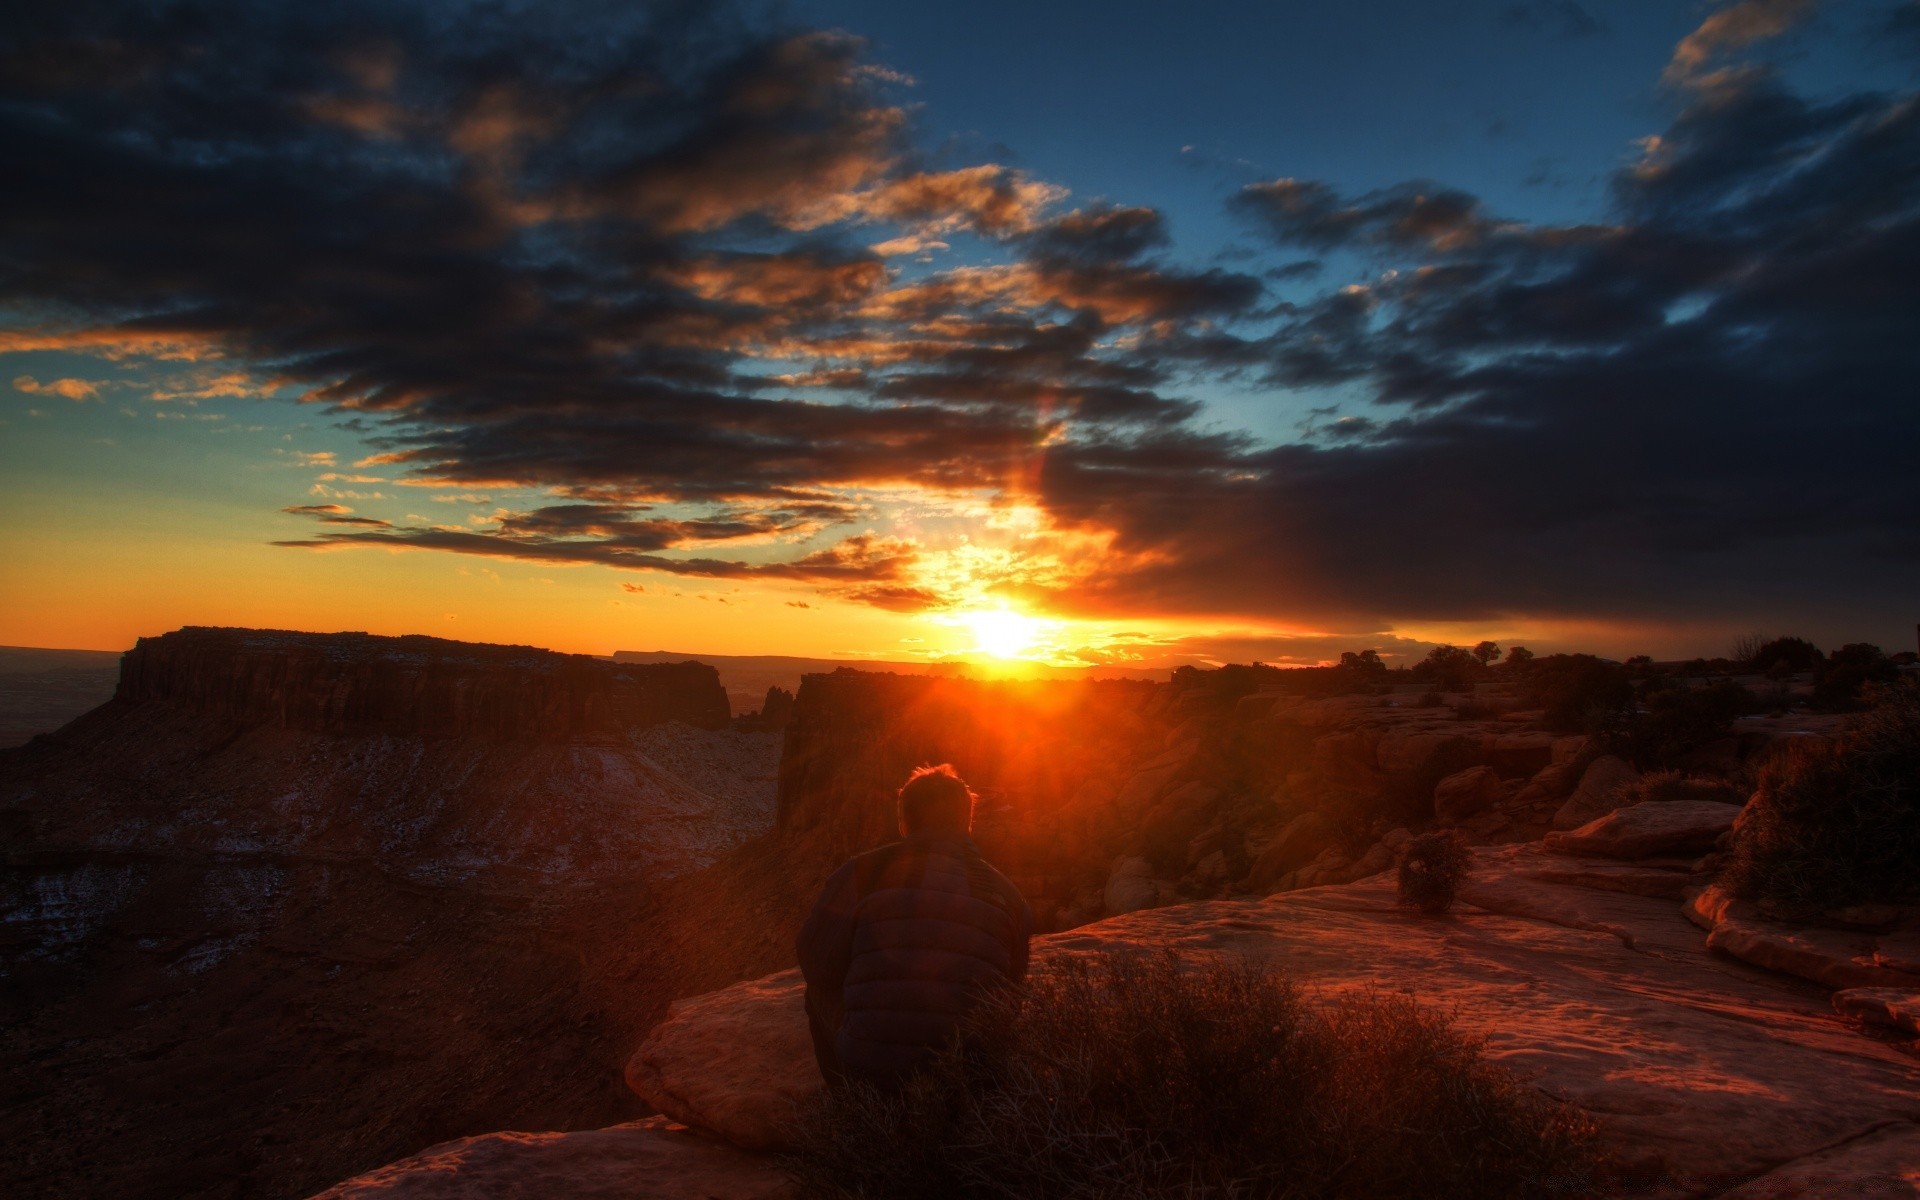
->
1716;1121;1920;1198
1551;754;1641;830
625;970;821;1152
1433;765;1505;823
630;848;1920;1194
1544;800;1744;860
308;1118;793;1199
1688;885;1920;991
1246;810;1337;889
1834;989;1920;1035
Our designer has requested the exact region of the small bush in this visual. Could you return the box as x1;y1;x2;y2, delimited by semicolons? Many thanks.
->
1603;678;1760;769
1810;643;1897;713
1745;636;1823;674
1521;655;1633;733
788;953;1606;1200
1723;682;1920;915
1397;830;1472;914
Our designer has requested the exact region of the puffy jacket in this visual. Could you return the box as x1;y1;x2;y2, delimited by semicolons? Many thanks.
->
796;831;1032;1084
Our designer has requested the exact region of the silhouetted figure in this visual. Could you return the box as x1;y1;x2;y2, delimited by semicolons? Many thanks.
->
795;764;1032;1087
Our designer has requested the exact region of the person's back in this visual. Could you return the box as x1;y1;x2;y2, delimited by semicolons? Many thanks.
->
796;765;1032;1086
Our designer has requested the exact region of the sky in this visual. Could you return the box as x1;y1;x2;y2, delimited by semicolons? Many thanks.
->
2;0;1917;667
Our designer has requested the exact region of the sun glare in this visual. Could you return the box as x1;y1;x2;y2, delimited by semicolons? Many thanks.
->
962;606;1050;660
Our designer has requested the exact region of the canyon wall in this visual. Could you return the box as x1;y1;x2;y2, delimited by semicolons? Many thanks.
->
2;627;775;1200
116;627;730;740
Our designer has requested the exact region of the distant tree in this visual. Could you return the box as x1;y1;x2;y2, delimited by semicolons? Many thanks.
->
1749;636;1823;674
1413;645;1480;692
1811;644;1896;712
1471;641;1500;666
1503;645;1534;668
1339;649;1387;675
1521;654;1633;733
1731;632;1772;666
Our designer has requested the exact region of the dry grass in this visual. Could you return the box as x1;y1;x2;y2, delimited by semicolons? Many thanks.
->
1723;681;1920;915
787;952;1607;1200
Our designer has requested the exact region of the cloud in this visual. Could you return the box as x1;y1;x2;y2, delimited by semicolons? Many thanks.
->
1665;0;1816;87
3;0;1912;644
12;374;99;401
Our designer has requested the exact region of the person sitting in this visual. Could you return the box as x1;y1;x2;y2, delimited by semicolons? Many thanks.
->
795;763;1033;1087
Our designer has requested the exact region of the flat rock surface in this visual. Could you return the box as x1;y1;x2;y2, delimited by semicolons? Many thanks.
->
1544;800;1744;860
1717;1121;1920;1198
1688;885;1920;991
308;1118;793;1199
1834;989;1920;1035
634;846;1920;1196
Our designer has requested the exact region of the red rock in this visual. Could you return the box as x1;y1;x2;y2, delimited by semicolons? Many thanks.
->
1551;754;1641;830
1831;988;1920;1034
1715;1121;1920;1198
1686;885;1920;991
630;850;1920;1191
625;970;821;1152
1433;765;1505;823
120;626;731;739
1543;800;1744;860
1246;810;1337;889
306;1117;793;1199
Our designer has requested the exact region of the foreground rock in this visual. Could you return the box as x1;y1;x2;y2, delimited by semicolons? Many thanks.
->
1716;1121;1920;1198
1833;989;1920;1035
1544;800;1744;860
1551;754;1641;830
308;1117;792;1199
625;971;819;1151
1687;886;1920;991
630;847;1920;1196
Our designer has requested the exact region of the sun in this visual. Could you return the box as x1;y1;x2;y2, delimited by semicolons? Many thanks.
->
961;606;1051;660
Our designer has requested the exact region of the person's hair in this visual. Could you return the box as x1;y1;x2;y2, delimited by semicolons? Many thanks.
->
897;763;975;834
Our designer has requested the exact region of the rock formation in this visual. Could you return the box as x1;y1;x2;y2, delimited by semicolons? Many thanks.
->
1;627;774;1200
624;845;1920;1196
117;626;730;739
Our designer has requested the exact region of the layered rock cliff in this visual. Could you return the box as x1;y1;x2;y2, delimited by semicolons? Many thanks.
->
115;627;730;740
1;628;773;1200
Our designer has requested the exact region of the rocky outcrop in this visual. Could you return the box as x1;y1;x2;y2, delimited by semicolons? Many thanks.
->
1715;1122;1920;1198
308;1117;792;1200
1686;885;1920;991
1;630;781;1200
623;972;816;1152
118;627;731;740
1433;765;1505;823
626;849;1920;1195
1551;754;1641;829
1543;799;1744;859
1833;988;1920;1035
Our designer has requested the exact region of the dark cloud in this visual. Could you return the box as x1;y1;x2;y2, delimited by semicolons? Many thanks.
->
2;0;1254;587
1047;70;1920;634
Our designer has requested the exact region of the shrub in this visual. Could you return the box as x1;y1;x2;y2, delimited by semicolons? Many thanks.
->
787;953;1607;1200
1397;830;1472;914
1521;654;1632;733
1745;636;1823;674
1413;645;1481;692
1604;678;1760;769
1810;643;1896;713
1723;682;1920;915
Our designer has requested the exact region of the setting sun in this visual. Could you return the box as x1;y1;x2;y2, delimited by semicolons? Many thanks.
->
961;606;1052;659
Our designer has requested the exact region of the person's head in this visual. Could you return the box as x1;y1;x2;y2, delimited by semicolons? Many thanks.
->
896;763;975;837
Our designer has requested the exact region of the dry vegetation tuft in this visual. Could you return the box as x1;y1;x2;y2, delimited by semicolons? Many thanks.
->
1724;681;1920;915
1397;829;1472;915
788;952;1607;1200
